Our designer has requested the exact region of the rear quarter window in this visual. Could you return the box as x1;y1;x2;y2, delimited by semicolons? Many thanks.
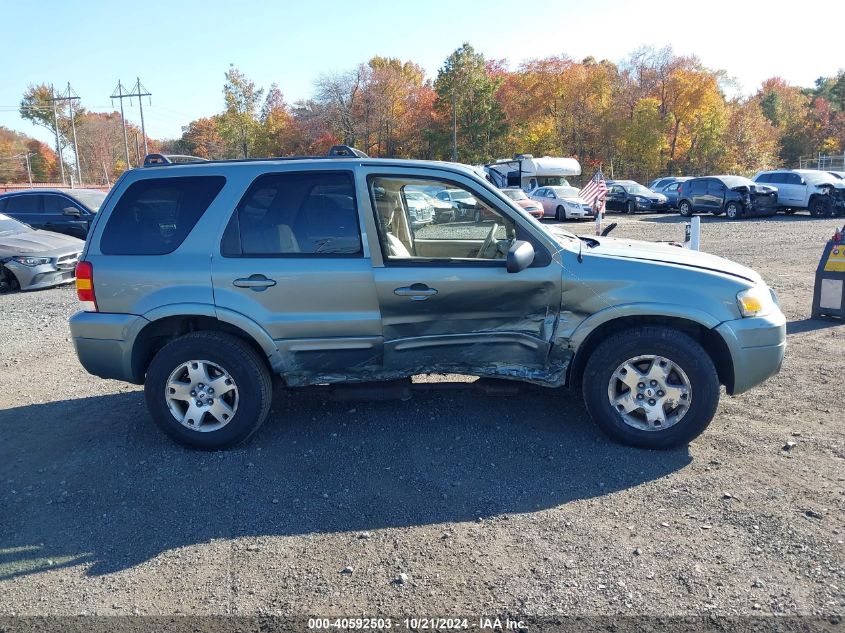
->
100;176;225;255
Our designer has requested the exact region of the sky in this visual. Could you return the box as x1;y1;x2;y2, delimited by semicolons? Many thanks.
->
1;0;843;147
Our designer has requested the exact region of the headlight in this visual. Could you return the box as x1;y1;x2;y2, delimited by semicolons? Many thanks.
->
635;196;649;205
13;256;51;266
736;285;776;317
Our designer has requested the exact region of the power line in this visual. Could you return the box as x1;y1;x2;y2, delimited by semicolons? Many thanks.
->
110;78;152;167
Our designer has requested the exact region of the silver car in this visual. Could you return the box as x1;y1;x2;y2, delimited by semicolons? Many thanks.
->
68;148;786;451
0;213;82;291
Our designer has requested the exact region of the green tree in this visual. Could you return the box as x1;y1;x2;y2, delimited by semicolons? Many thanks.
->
433;43;507;163
219;65;264;158
623;98;665;180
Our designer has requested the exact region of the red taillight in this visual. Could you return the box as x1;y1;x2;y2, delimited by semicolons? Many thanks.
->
75;261;97;311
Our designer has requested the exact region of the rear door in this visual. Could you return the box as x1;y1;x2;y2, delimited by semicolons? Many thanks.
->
771;172;799;206
359;166;562;377
706;179;727;213
212;169;383;381
689;179;708;211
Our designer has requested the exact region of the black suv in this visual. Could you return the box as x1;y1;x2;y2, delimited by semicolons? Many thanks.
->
605;180;669;214
677;176;778;220
0;188;106;239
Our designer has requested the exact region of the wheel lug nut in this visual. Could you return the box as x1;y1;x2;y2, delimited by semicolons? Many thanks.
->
208;388;214;395
196;400;203;407
190;390;196;397
637;382;645;389
657;390;665;397
207;399;213;405
650;380;657;386
648;399;657;406
636;394;644;400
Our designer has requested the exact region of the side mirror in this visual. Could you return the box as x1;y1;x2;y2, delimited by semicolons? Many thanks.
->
62;207;81;217
506;240;535;273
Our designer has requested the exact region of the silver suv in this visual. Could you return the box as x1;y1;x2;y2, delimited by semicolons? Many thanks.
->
70;149;786;450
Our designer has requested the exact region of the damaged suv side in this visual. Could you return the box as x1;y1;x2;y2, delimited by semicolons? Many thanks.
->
69;151;786;450
677;176;778;219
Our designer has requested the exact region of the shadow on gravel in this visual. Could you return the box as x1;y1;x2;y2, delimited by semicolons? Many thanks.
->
787;317;842;334
641;212;822;224
0;386;691;579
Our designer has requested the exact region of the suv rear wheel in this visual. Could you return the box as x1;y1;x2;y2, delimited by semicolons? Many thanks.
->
582;326;719;449
144;331;273;449
678;200;692;217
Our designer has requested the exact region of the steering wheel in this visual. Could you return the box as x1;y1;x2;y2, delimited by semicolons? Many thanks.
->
477;222;500;259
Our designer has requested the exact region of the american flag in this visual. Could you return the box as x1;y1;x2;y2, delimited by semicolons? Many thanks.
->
580;169;608;212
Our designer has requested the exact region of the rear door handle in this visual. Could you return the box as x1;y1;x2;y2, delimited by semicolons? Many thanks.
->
394;283;437;301
233;274;277;291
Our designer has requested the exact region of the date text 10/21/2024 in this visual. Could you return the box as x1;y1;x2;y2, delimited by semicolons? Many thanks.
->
307;617;527;630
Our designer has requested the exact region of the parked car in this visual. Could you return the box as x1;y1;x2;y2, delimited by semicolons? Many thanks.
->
435;188;477;221
605;181;669;213
652;177;692;208
402;190;435;227
753;169;845;216
677;176;778;219
0;188;106;240
69;148;785;451
0;213;83;291
528;186;593;220
500;187;544;219
648;176;686;191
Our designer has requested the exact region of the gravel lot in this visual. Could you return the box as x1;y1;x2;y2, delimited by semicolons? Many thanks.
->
0;212;843;620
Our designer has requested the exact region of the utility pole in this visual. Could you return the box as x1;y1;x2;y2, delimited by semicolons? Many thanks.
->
51;84;83;185
131;77;152;156
50;84;66;185
135;132;141;166
24;153;32;186
111;80;132;169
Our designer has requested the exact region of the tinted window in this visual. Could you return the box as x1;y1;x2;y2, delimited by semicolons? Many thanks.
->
43;195;75;214
769;173;788;184
0;198;6;213
756;174;771;184
689;180;706;195
708;181;725;195
786;173;803;185
101;176;225;255
5;195;41;213
223;171;361;257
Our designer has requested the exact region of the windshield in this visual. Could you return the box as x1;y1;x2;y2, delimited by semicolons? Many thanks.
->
721;176;755;188
800;171;839;185
535;176;570;187
502;189;528;201
70;190;106;211
624;184;654;196
551;186;582;199
0;214;31;236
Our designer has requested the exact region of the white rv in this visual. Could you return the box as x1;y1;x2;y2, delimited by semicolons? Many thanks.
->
484;155;582;192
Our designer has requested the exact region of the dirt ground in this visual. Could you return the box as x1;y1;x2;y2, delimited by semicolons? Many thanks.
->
0;212;843;620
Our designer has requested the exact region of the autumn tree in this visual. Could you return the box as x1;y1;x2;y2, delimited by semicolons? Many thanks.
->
219;65;264;158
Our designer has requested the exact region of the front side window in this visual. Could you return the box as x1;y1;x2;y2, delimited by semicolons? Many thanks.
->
101;176;225;255
223;171;361;257
43;195;77;214
368;176;516;262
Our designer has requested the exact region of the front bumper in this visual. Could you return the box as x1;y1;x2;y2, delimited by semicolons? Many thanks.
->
715;309;786;395
69;311;149;383
4;259;77;290
566;205;594;218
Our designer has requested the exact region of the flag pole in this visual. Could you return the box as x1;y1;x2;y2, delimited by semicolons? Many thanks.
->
594;163;603;236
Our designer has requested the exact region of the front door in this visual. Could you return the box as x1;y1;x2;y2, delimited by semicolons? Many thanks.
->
360;167;562;378
211;169;382;382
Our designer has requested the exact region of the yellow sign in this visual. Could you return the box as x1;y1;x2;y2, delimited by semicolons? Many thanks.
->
824;244;845;272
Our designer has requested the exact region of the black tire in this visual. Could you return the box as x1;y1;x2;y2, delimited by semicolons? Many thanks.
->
555;205;565;221
144;331;273;450
581;326;720;449
626;200;637;215
809;197;827;217
724;201;741;220
678;200;692;217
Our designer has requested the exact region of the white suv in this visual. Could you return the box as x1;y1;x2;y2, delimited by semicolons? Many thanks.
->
753;169;845;216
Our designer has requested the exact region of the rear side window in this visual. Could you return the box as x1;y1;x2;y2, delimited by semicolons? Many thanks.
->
221;171;361;257
5;195;41;213
101;176;225;255
689;180;706;195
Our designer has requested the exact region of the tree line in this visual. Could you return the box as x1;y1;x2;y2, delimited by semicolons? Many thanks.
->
8;44;845;185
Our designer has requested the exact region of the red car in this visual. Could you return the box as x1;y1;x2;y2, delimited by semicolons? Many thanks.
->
501;187;544;219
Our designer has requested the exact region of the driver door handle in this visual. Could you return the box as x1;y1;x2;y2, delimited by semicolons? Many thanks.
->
233;274;277;291
394;283;438;301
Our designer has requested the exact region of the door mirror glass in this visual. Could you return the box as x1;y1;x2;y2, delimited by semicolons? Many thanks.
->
506;240;534;273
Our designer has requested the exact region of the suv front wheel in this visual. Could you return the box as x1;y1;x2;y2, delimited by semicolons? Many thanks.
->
144;331;273;449
582;326;720;449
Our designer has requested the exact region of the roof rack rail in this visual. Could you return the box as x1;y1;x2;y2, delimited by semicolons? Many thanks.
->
143;153;210;167
328;145;368;158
